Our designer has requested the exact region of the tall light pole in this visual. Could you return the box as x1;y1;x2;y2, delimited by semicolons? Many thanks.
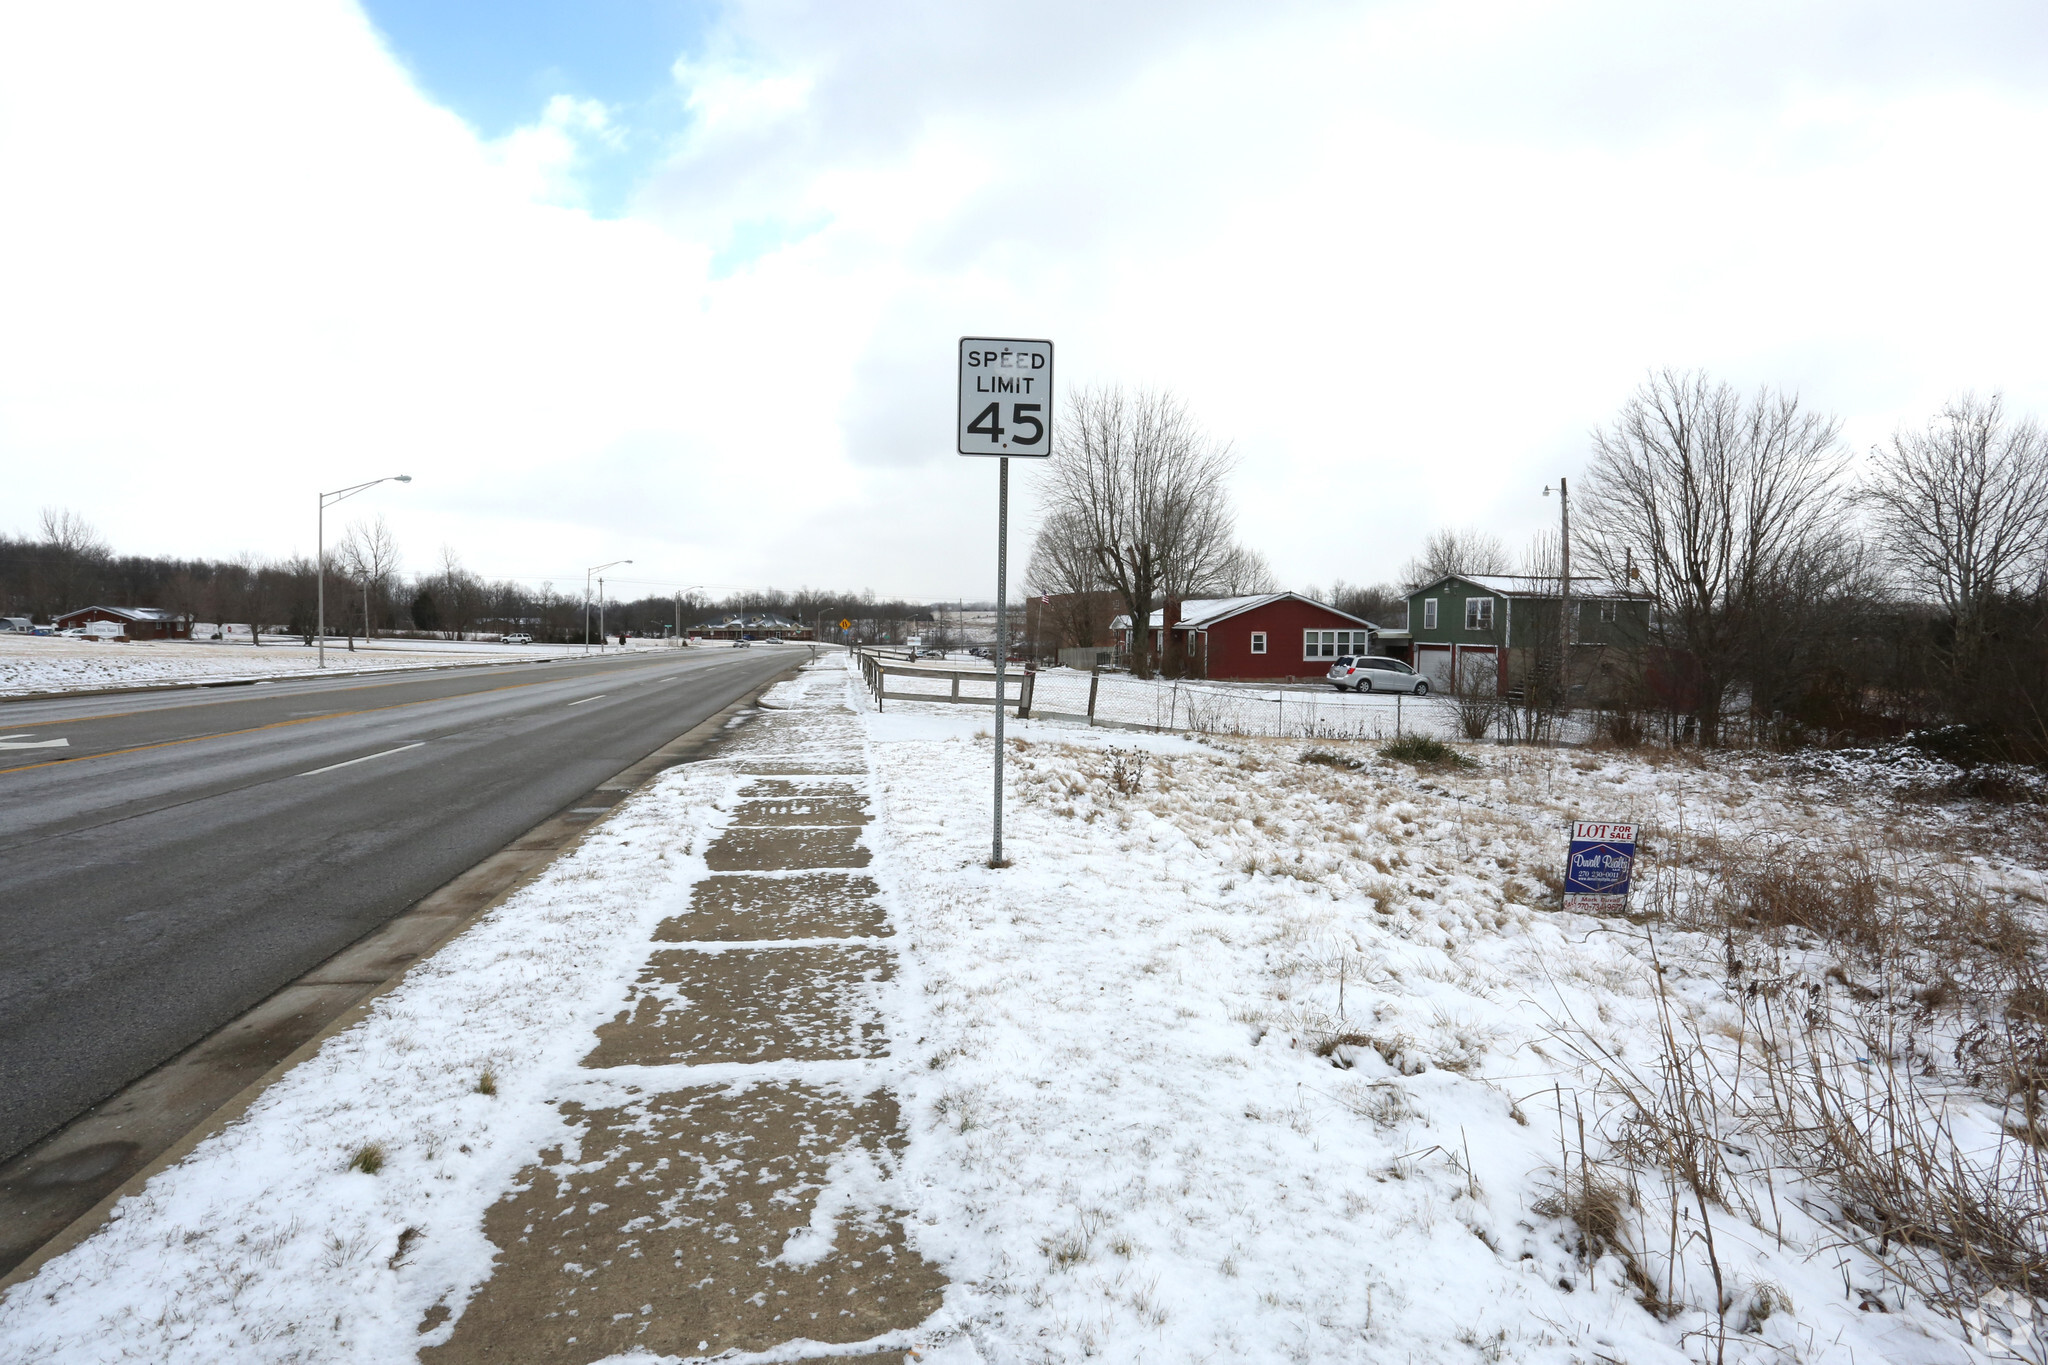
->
585;559;631;654
318;475;411;668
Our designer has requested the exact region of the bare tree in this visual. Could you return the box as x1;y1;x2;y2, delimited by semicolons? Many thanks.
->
1863;393;2048;674
38;507;109;561
1211;545;1278;595
1023;507;1113;652
1302;580;1405;626
1579;369;1851;745
1401;527;1508;590
436;546;485;641
334;514;401;641
1038;387;1243;677
36;507;109;614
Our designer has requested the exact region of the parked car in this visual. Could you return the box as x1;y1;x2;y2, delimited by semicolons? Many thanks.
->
56;627;86;638
1327;655;1429;695
733;638;751;648
503;633;533;645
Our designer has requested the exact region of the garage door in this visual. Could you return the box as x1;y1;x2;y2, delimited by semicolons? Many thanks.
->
1415;645;1454;690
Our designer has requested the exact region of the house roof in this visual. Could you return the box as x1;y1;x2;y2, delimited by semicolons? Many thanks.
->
1412;573;1649;601
1113;593;1378;632
697;613;801;629
55;605;183;622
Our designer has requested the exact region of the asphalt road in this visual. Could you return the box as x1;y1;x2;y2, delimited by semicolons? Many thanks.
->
0;645;802;1162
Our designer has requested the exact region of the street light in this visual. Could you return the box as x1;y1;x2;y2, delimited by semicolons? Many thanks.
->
585;559;632;654
318;475;411;668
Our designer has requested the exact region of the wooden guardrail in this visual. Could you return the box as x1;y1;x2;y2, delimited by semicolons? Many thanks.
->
853;649;1036;717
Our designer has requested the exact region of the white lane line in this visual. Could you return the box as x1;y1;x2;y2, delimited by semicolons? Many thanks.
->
0;734;70;750
566;695;607;706
297;742;425;777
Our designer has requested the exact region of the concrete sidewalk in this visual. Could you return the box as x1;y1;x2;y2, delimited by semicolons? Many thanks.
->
422;685;945;1363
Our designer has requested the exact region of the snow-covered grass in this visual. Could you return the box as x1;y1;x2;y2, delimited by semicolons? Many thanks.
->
864;661;2048;1364
0;636;662;696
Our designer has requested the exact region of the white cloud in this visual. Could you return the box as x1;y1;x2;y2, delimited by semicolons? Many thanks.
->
485;95;623;208
3;0;2047;597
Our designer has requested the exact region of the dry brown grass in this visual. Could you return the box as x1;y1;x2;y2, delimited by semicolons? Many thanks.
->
1604;833;2048;1354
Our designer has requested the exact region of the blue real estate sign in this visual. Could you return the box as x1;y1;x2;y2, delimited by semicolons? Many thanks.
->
1563;821;1638;912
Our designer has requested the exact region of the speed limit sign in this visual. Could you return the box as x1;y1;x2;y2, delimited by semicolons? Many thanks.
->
957;338;1053;457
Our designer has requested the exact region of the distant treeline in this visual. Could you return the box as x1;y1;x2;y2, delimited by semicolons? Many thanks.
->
0;513;947;645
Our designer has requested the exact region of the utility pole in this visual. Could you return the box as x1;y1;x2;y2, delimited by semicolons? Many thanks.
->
1545;477;1571;704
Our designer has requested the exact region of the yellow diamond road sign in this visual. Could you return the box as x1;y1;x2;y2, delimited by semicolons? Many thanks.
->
839;618;851;630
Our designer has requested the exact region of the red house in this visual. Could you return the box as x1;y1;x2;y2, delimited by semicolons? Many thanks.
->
1113;593;1379;681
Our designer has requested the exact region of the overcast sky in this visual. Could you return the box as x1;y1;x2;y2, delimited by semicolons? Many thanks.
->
4;2;2047;602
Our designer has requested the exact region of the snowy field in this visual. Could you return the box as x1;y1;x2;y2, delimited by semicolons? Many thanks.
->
3;656;2043;1364
0;636;675;696
867;664;2048;1363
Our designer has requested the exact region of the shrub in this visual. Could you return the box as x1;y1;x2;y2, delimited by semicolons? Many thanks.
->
346;1143;385;1175
1379;735;1475;769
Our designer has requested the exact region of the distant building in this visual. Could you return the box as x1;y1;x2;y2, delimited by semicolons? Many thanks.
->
1403;573;1653;698
691;613;814;641
0;616;32;633
1025;591;1121;659
1112;593;1379;681
51;605;192;640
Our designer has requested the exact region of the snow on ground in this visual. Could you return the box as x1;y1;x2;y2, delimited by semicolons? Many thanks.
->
0;637;680;696
863;664;2048;1363
4;658;2042;1365
0;754;747;1362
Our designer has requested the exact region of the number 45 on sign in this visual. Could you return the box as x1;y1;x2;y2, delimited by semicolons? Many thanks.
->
957;339;1053;457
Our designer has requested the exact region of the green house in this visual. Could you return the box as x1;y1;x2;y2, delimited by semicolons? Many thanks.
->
1403;573;1652;697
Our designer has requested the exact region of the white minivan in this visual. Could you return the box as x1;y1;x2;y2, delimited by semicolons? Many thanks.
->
1327;655;1429;695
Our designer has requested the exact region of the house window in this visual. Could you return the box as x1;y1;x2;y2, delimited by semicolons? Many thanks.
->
1600;601;1617;623
1250;631;1267;654
1464;597;1494;630
1303;629;1372;660
1423;598;1438;630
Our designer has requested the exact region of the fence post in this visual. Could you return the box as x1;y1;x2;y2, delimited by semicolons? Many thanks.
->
1087;667;1100;726
1019;666;1035;719
951;676;960;701
1396;691;1402;739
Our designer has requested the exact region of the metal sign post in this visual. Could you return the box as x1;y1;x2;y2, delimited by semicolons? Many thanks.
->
958;336;1054;867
